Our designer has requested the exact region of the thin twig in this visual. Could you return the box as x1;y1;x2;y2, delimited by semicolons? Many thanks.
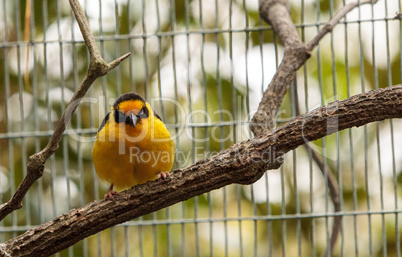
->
0;0;130;222
307;0;379;51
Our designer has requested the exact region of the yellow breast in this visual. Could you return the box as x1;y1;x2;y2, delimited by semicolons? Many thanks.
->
92;110;175;191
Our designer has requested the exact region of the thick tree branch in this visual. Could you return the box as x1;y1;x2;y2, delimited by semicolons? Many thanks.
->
0;0;130;222
251;0;378;136
1;85;401;257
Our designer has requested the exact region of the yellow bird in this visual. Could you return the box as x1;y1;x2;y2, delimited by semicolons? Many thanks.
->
92;92;175;199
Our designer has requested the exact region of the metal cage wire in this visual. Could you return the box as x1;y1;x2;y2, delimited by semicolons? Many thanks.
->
0;0;401;256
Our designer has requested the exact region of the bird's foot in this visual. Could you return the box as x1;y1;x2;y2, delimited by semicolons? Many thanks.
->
157;171;170;180
104;184;118;200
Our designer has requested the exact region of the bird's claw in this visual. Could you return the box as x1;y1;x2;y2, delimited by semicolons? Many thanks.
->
104;190;118;200
104;185;119;200
157;171;170;180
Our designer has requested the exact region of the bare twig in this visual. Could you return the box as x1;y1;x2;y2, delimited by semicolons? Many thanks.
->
307;0;379;50
1;85;401;257
0;0;130;222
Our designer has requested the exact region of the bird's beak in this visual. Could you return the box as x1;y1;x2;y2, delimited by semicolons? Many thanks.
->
130;112;138;128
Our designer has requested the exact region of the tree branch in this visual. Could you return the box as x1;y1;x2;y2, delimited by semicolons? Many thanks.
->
1;85;402;257
251;0;378;136
307;0;379;50
0;0;130;222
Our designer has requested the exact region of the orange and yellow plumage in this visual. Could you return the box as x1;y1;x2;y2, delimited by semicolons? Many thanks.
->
92;93;175;198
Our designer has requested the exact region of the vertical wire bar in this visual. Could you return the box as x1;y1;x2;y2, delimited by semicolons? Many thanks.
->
191;0;201;256
209;192;213;257
46;1;59;255
280;165;286;257
155;0;164;120
154;0;163;255
56;2;65;257
38;0;47;229
229;1;243;253
21;0;31;230
165;1;173;254
228;0;243;254
299;1;316;256
141;0;148;99
114;0;122;97
30;0;42;229
138;1;147;256
242;0;250;134
56;1;73;256
228;0;242;255
2;0;15;240
349;118;358;257
99;0;108;115
170;0;181;175
313;1;330;255
230;1;237;149
241;1;257;256
271;25;282;257
265;167;272;256
315;1;332;255
357;2;373;256
155;0;172;255
342;2;352;256
329;1;343;256
184;0;194;256
113;1;124;256
82;0;101;255
70;4;88;256
0;0;6;242
168;0;180;256
10;0;20;240
97;0;106;255
344;6;359;257
382;1;394;256
212;1;229;257
367;3;386;256
394;1;402;256
195;1;213;255
290;80;301;257
42;0;56;226
128;0;134;94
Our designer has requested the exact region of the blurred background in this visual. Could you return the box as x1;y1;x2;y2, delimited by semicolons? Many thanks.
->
0;0;401;256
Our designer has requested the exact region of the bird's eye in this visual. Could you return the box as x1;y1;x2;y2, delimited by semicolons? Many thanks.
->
118;111;128;122
138;107;148;119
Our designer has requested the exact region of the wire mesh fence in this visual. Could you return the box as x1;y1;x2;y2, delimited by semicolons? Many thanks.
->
0;0;401;256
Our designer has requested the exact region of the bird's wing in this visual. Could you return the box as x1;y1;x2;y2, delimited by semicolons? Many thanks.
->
153;112;162;121
98;112;111;132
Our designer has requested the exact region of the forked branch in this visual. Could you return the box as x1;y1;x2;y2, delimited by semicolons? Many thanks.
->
0;0;130;221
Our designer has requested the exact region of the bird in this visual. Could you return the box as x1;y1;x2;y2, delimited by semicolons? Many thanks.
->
92;92;175;199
